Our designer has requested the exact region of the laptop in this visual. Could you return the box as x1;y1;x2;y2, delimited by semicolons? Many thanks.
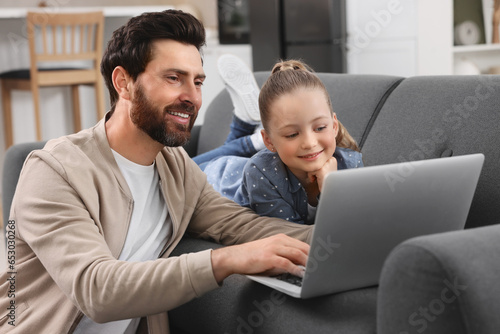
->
246;153;484;298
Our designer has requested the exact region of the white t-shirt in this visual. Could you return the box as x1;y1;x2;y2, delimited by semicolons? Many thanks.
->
74;150;173;334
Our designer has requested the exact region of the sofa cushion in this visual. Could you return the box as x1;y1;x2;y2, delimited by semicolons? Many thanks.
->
378;224;500;334
361;75;500;228
169;237;377;334
196;72;403;155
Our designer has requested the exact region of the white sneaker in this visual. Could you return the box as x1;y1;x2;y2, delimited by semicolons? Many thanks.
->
217;54;261;124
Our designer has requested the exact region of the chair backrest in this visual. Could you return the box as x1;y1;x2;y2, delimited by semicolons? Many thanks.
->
26;10;104;85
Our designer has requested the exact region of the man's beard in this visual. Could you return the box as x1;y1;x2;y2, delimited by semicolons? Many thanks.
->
130;83;196;147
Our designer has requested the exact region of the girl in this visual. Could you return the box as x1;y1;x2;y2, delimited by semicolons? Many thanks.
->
194;56;363;224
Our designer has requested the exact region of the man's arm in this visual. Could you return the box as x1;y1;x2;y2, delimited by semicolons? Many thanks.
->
211;233;309;283
186;178;313;244
181;157;312;283
177;149;314;283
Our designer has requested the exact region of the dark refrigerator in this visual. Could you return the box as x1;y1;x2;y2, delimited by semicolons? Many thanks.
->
248;0;346;73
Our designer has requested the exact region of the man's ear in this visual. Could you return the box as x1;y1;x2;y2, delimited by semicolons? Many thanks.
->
261;129;276;152
112;66;133;101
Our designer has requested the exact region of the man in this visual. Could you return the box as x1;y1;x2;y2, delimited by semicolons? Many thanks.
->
0;10;311;334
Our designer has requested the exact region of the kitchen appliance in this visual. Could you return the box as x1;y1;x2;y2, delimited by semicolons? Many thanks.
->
248;0;346;73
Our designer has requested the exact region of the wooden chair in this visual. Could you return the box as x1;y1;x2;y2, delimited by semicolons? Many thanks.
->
0;11;105;148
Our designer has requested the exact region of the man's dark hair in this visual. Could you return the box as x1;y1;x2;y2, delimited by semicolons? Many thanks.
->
100;9;206;112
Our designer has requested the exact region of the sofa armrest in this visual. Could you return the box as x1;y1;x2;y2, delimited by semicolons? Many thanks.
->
169;237;377;334
377;224;500;334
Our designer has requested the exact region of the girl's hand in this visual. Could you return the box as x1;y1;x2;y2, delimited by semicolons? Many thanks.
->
308;156;338;193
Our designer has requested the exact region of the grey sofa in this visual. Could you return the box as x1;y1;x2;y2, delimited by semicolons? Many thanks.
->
173;72;500;333
2;73;500;333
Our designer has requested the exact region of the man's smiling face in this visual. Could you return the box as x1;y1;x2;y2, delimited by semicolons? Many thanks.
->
130;39;205;147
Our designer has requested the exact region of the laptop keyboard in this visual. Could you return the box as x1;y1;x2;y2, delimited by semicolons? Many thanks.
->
274;273;303;287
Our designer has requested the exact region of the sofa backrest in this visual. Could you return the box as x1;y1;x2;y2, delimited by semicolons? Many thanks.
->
362;75;500;229
199;73;499;229
197;72;403;155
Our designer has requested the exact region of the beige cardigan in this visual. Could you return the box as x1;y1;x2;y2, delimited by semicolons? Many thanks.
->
0;118;312;333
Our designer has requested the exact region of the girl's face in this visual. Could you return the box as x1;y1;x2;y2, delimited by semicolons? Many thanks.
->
262;87;338;181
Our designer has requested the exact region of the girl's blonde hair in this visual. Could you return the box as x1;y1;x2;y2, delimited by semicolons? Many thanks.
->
259;60;360;152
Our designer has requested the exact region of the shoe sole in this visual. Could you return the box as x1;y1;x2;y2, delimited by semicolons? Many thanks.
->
218;54;260;122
